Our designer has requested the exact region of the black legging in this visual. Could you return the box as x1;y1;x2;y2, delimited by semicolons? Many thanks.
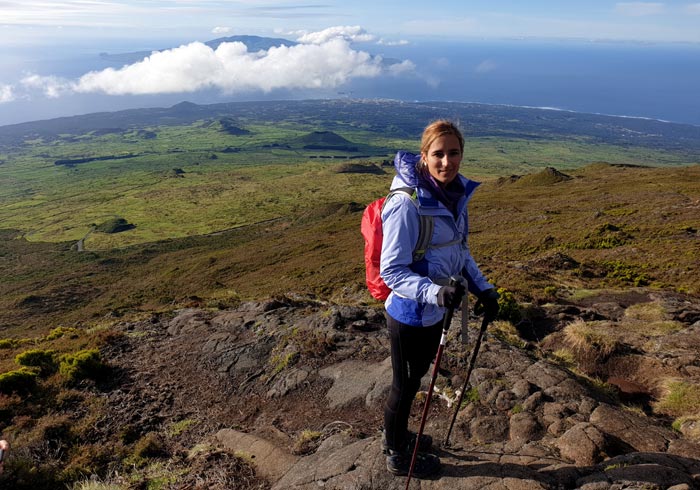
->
383;313;443;452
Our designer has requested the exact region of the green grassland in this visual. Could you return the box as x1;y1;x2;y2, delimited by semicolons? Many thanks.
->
1;117;695;249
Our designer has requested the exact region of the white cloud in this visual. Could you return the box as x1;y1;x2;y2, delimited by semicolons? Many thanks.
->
9;26;416;99
21;74;74;98
615;2;666;16
387;60;416;75
475;60;498;74
66;37;408;96
295;26;377;45
212;26;231;35
687;3;700;14
0;84;16;103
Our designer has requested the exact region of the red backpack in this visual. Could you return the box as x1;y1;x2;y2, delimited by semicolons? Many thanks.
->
361;188;434;301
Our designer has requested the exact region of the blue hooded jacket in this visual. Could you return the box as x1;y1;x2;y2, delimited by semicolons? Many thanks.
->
380;151;493;327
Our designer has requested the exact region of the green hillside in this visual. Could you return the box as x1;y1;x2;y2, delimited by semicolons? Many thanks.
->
1;100;697;250
1;161;698;336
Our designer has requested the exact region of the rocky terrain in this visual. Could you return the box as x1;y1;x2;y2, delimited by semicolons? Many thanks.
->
99;285;700;489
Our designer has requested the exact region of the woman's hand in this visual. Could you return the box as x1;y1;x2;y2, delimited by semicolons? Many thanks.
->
437;286;461;308
477;288;500;322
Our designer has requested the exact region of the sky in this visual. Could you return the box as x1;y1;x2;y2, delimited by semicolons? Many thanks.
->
2;0;699;46
1;1;699;125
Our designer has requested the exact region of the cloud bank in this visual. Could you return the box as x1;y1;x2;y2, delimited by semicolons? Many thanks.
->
295;25;377;44
4;26;414;102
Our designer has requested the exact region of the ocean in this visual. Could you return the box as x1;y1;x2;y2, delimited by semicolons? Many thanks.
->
348;39;700;127
1;38;699;127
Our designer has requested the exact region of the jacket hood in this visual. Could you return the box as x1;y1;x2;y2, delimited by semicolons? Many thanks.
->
393;151;421;187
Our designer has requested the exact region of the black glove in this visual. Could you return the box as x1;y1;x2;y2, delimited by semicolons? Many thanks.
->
437;286;461;309
477;288;500;322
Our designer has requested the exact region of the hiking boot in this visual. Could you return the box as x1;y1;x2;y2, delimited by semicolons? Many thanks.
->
386;447;440;478
382;429;433;454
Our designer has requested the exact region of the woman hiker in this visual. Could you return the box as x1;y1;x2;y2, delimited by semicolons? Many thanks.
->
380;119;499;477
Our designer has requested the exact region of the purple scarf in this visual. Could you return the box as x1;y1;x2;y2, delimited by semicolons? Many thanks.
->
417;165;465;217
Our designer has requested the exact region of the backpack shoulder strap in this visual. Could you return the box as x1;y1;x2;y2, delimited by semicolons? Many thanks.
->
380;187;415;213
381;187;434;262
413;214;433;262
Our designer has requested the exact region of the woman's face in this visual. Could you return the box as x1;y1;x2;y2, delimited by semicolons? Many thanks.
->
421;133;462;186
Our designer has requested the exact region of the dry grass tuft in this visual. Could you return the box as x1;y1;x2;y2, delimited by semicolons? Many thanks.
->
623;302;668;322
490;320;527;349
563;319;621;375
672;415;700;441
564;319;620;359
654;379;700;418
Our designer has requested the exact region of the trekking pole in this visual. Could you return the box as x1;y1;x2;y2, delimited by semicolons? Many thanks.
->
443;313;491;448
405;276;465;489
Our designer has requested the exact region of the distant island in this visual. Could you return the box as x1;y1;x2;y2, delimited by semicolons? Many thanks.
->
2;99;700;157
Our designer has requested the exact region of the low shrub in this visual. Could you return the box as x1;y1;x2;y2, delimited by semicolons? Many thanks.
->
0;367;40;394
15;349;58;376
0;338;35;349
59;349;108;385
46;326;80;341
473;287;521;323
0;338;19;349
496;287;522;324
601;260;650;286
